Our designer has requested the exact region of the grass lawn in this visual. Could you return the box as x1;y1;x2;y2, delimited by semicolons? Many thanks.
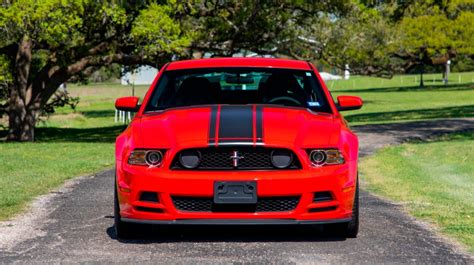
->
38;83;149;129
0;83;149;221
328;73;474;125
0;143;114;220
326;71;474;90
360;132;474;253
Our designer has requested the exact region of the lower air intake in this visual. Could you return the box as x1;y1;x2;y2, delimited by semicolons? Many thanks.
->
172;196;300;212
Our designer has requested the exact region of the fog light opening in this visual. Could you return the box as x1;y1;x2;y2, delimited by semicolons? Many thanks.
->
179;150;201;169
270;150;293;169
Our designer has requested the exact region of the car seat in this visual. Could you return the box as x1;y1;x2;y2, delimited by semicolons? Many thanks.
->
175;77;218;106
258;73;306;105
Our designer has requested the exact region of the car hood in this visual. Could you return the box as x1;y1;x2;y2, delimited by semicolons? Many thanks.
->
136;105;340;149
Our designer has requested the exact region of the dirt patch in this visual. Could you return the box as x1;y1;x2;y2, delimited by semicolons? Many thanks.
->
0;175;92;251
46;112;85;122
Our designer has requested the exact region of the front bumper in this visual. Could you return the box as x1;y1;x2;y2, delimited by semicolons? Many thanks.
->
121;218;352;225
116;162;357;223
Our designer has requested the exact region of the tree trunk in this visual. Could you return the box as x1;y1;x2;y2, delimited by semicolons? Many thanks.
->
419;61;424;87
7;102;40;141
4;39;161;141
7;36;35;141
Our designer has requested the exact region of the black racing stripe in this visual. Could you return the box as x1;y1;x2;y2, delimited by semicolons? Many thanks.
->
208;105;218;144
256;105;263;142
218;106;253;144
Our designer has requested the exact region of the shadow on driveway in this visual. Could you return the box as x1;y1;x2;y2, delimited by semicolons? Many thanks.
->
105;224;347;244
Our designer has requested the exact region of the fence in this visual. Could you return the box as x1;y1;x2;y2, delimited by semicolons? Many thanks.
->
325;72;474;90
115;110;132;124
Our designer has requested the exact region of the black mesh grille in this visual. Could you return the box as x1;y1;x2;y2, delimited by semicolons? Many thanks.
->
172;196;300;212
172;197;213;212
256;197;300;212
171;147;301;170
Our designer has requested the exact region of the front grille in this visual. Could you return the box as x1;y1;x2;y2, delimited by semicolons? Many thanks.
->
172;196;300;212
172;197;213;212
256;197;300;212
171;147;301;170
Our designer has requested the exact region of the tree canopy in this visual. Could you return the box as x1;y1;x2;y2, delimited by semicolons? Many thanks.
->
0;0;473;141
388;0;474;72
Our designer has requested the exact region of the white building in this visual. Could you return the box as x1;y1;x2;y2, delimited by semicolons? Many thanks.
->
121;65;158;85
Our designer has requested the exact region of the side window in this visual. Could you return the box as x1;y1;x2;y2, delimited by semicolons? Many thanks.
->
148;74;169;109
306;73;326;108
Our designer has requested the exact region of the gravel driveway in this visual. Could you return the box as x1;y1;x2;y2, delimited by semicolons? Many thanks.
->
1;118;473;264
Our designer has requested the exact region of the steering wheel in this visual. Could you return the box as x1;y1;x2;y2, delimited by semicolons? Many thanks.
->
268;96;302;106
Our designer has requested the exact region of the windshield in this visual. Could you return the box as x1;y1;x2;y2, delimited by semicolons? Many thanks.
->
145;67;331;113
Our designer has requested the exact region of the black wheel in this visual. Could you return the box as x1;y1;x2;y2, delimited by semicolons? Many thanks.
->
114;184;140;239
328;176;359;238
342;176;359;238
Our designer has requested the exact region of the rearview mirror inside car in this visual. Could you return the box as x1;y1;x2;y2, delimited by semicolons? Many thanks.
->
225;75;254;84
336;95;363;111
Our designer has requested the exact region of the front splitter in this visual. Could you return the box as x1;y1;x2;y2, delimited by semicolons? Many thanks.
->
121;217;351;225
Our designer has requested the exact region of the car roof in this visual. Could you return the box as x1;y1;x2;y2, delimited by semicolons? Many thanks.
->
166;57;312;71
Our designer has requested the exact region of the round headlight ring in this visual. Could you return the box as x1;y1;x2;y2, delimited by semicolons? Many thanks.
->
145;150;163;166
270;149;294;169
179;150;201;169
310;150;327;166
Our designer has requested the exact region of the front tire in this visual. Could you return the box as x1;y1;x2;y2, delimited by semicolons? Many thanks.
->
342;176;359;238
114;184;140;239
328;176;359;238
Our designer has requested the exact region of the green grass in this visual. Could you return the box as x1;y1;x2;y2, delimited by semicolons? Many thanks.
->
0;83;148;221
360;131;474;253
330;81;474;125
0;142;114;220
326;72;474;90
38;83;149;129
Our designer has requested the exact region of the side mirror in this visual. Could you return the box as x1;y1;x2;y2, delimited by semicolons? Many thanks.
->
115;96;140;112
336;95;363;111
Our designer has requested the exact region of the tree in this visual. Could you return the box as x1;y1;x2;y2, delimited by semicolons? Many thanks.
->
0;54;10;126
1;0;360;141
388;1;474;85
288;4;400;77
0;1;191;141
187;0;355;57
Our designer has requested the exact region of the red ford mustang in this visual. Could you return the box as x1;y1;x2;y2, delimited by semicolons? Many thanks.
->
114;58;363;239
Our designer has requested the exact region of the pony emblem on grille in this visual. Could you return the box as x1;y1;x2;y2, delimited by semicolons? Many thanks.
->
229;151;244;168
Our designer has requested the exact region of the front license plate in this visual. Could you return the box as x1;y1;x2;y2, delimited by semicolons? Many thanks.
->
214;181;257;204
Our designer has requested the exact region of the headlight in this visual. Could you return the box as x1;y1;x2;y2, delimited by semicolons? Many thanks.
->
309;149;344;167
179;150;201;169
128;150;164;166
270;149;293;169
